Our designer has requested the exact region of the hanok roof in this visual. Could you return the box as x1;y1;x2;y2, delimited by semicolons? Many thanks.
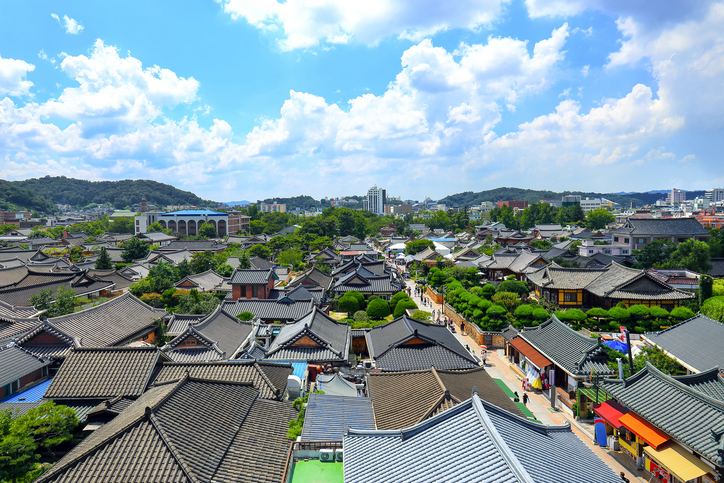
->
265;307;351;362
161;240;227;252
616;217;709;236
16;293;164;359
601;362;724;465
343;393;620;483
269;285;326;305
85;269;135;291
0;269;116;306
165;313;206;337
229;268;274;285
0;316;41;343
642;314;724;373
222;298;314;322
0;266;30;287
248;256;274;270
518;316;613;377
366;315;478;371
162;307;253;362
44;347;167;399
0;345;50;388
367;366;524;430
301;393;375;442
150;360;293;401
174;269;229;292
288;266;333;291
35;376;296;483
528;262;694;301
0;299;37;320
333;270;401;294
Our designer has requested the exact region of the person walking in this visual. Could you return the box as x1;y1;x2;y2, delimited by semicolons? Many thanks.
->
482;350;488;366
522;393;529;405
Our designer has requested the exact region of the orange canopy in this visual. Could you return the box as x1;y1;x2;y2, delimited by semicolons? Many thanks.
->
509;337;552;369
619;412;670;449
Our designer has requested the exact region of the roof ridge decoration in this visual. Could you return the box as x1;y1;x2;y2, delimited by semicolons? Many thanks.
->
15;319;78;347
471;393;536;483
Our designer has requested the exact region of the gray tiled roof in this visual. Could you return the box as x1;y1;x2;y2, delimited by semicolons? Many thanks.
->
175;269;228;292
265;307;351;362
165;313;205;337
45;292;165;347
222;298;314;322
0;317;41;343
0;345;50;387
367;366;524;430
161;240;227;251
616;217;709;236
301;393;375;441
519;316;613;377
333;270;401;294
642;314;724;372
0;269;116;306
344;393;620;483
248;256;274;270
150;360;292;401
289;267;333;290
0;266;30;287
44;347;165;399
366;315;478;371
269;285;326;304
671;368;724;401
709;258;724;277
601;362;724;465
230;268;274;285
36;376;294;483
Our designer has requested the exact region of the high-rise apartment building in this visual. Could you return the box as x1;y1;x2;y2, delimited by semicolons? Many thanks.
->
364;185;386;214
705;188;724;203
666;189;685;204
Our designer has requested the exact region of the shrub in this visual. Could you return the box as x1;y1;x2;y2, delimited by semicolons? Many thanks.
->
608;307;631;323
236;311;255;321
338;294;359;315
649;306;670;319
353;310;369;322
491;292;521;312
700;275;713;302
487;305;507;318
346;290;366;309
514;304;533;318
670;306;695;320
609;321;621;331
558;309;587;323
389;292;410;310
366;299;391;319
532;308;550;320
481;284;496;299
628;304;650;320
701;296;724;322
394;299;419;317
496;280;529;297
477;299;492;311
140;292;163;307
586;307;609;318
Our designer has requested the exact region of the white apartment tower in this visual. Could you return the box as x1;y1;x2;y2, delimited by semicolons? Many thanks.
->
364;185;387;214
705;188;724;203
666;188;685;204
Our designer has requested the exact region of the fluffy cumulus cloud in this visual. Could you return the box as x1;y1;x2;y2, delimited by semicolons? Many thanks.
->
216;0;509;50
51;13;84;34
0;55;35;97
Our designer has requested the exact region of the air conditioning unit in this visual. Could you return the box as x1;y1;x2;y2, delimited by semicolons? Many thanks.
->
335;449;344;462
320;449;334;462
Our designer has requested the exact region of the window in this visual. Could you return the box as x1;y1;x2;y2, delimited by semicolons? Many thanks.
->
637;238;646;244
588;250;593;254
252;285;258;297
563;292;576;302
624;238;629;243
622;249;629;254
614;236;619;242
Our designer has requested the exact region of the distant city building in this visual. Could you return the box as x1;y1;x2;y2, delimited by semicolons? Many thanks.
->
157;210;229;236
705;188;724;203
0;211;31;225
227;211;251;234
364;185;387;214
666;188;685;204
540;199;563;207
579;197;610;212
496;200;529;210
134;210;164;234
561;195;581;207
260;203;286;213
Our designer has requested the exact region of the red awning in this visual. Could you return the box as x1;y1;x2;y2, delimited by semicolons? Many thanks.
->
509;337;552;369
593;400;629;429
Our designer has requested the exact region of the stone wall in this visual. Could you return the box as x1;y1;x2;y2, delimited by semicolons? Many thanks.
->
442;303;505;348
425;286;443;304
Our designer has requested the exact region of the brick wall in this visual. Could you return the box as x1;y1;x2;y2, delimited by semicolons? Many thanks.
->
19;369;42;388
425;286;443;304
232;285;243;301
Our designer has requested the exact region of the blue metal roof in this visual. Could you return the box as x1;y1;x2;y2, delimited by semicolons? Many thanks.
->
1;379;52;402
162;210;228;216
268;360;307;380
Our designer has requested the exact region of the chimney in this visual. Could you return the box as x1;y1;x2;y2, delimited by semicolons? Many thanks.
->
617;358;624;379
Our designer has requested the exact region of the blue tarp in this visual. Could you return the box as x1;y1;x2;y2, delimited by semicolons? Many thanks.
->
1;379;52;403
603;340;628;353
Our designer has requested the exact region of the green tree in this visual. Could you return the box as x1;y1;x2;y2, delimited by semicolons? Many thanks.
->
215;263;234;277
496;280;529;297
148;261;179;293
670;306;695;320
389;292;410;310
394;298;418;317
702;296;724;322
338;294;359;316
278;249;304;270
366;299;391;319
236;311;255;321
190;250;218;274
700;275;714;303
237;252;251;269
147;222;164;232
198;222;217;239
491;292;521;312
69;246;84;262
120;237;150;263
405;239;435;255
13;401;78;458
30;286;76;317
108;217;135;234
633;239;676;269
95;246;113;269
249;220;267;235
177;258;192;279
668;239;713;273
0;431;38;483
585;208;615;230
247;244;271;259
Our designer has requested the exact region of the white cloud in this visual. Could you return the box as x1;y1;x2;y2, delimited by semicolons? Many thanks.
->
0;55;35;96
581;64;589;76
51;13;84;34
216;0;510;50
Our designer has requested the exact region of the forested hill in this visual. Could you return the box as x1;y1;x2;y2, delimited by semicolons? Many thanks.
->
0;179;58;214
12;176;215;209
439;187;706;208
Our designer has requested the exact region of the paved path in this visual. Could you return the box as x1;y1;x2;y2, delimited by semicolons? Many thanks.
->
402;276;647;482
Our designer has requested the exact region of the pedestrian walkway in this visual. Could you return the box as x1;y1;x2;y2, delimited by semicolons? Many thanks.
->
404;278;645;482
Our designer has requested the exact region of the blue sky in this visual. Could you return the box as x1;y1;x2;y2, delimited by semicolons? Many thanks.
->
1;0;722;202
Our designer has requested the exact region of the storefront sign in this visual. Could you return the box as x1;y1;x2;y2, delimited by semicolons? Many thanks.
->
645;455;670;483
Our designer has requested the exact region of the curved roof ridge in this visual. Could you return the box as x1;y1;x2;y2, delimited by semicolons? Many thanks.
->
147;410;200;483
643;362;724;411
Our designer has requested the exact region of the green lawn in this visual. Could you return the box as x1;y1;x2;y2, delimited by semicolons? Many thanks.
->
290;460;343;483
492;378;538;421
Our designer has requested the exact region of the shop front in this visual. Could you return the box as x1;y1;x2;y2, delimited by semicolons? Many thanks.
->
643;442;715;483
618;412;671;466
508;337;552;391
592;400;629;446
